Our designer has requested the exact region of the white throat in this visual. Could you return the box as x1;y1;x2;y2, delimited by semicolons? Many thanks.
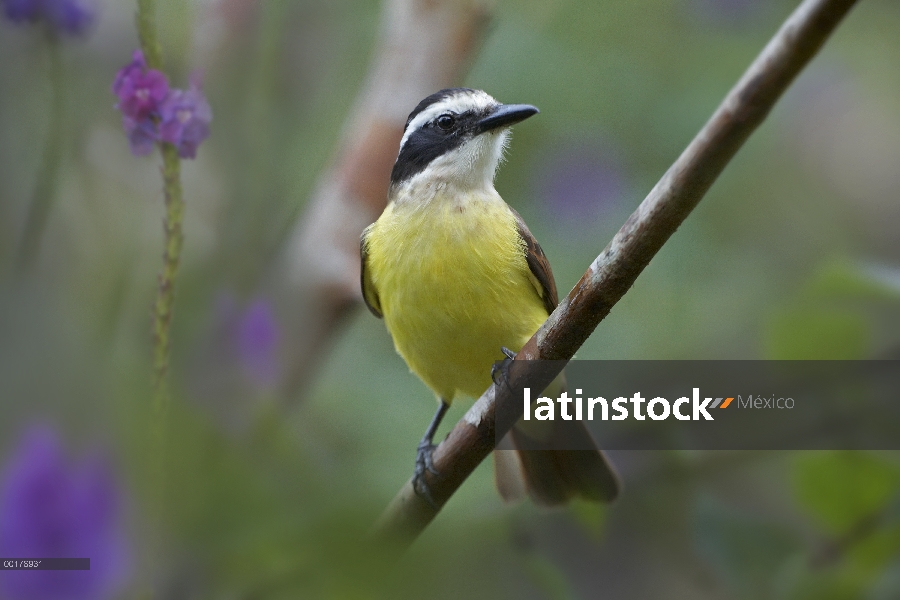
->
392;129;510;204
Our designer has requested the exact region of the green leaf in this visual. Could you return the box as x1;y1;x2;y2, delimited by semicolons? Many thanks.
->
792;451;900;535
807;261;900;304
569;497;608;541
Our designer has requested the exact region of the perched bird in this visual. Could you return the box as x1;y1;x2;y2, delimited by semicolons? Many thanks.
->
361;88;619;506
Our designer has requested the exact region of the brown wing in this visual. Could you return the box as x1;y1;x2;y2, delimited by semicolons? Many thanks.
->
510;208;559;315
360;224;383;318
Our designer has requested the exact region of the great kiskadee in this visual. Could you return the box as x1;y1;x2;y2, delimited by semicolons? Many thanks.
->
361;88;619;506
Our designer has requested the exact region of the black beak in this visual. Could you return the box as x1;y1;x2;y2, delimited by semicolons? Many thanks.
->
476;103;539;134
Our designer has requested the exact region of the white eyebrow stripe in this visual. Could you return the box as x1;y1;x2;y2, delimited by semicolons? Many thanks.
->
397;90;498;154
398;103;451;151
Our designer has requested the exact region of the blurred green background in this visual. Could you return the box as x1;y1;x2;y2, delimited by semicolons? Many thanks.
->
2;0;900;598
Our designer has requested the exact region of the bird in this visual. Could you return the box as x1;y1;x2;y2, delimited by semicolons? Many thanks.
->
360;88;619;506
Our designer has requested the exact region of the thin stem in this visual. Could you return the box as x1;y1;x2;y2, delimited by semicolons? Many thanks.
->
136;0;163;70
16;34;65;272
134;0;186;592
143;141;182;598
151;143;184;401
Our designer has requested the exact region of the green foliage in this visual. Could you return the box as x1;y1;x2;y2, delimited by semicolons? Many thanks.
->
793;452;900;535
807;261;900;303
785;452;900;599
765;260;900;360
569;497;609;541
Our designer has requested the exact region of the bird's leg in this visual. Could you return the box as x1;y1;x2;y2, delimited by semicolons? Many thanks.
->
414;400;450;508
491;346;517;387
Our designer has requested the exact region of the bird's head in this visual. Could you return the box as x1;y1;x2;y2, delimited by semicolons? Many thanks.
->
389;88;539;195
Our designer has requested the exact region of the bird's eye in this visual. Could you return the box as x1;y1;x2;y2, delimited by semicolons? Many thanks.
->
436;114;455;131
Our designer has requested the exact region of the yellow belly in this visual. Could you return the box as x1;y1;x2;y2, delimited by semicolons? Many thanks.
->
365;193;549;401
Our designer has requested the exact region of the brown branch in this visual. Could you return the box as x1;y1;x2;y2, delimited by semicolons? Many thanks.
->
273;0;492;401
372;0;860;550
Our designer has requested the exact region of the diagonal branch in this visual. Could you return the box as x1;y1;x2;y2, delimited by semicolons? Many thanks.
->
372;0;860;549
273;0;492;401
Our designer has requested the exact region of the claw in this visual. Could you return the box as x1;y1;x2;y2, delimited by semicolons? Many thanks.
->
416;440;439;476
492;346;517;387
413;442;439;508
412;401;450;509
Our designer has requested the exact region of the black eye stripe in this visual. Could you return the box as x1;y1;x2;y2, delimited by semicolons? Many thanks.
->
391;106;496;186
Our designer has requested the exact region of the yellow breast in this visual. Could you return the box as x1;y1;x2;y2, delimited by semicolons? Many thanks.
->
365;191;549;401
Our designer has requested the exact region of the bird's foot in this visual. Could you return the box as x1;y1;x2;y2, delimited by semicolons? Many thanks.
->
491;346;517;387
413;439;440;508
412;400;449;509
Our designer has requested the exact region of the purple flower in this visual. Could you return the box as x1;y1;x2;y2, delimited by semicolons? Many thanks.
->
2;0;95;35
121;115;158;157
112;50;169;121
113;50;212;159
235;298;280;389
43;0;93;35
2;0;41;23
158;74;212;159
0;426;128;600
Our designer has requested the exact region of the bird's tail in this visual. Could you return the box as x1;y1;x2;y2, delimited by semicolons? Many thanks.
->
493;373;620;506
494;424;620;506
